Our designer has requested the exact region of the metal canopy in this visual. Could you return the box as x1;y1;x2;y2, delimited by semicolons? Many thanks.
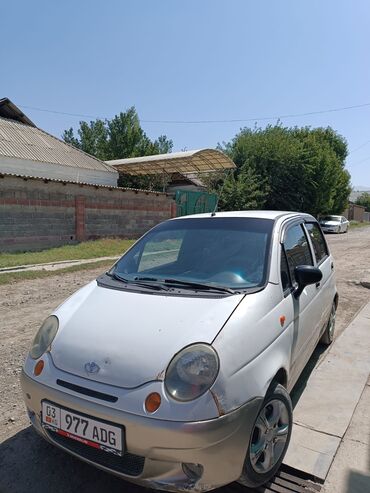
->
106;149;236;175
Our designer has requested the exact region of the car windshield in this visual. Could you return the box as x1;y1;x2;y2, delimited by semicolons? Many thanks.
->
112;217;274;290
321;215;341;221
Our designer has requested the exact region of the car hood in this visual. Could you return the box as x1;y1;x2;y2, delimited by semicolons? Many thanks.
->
51;281;244;388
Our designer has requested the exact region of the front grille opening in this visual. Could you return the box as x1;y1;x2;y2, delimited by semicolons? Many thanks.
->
56;379;118;403
47;429;145;476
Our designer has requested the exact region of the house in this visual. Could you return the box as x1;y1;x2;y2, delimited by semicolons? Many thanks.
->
343;202;367;222
0;98;118;186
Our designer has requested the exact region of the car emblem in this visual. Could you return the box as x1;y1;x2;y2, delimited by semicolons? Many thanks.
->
84;361;100;374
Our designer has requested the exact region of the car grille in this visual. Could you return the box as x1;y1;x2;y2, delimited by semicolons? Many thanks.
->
46;429;145;476
56;379;118;403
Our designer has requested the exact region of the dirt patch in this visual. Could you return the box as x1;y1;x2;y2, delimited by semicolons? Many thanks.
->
1;227;370;493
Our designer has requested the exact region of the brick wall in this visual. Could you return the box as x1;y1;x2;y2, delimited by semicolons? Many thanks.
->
0;175;176;251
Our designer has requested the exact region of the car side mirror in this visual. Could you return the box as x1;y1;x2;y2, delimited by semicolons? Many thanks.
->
294;265;323;298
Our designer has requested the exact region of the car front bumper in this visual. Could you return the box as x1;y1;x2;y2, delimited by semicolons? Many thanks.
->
320;225;340;233
21;370;262;492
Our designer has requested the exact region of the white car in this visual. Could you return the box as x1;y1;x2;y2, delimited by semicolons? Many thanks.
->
21;211;337;491
319;215;349;233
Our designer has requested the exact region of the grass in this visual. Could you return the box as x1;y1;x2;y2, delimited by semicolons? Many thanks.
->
349;221;370;229
0;238;135;269
0;259;114;286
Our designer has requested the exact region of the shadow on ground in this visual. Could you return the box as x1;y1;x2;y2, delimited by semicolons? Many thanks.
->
346;469;370;493
0;426;147;493
290;343;327;408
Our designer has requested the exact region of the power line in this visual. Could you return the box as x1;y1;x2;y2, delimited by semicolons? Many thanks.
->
17;101;370;125
349;137;370;154
348;154;370;167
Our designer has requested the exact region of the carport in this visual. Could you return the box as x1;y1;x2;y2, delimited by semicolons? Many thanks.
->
107;148;236;176
107;149;236;215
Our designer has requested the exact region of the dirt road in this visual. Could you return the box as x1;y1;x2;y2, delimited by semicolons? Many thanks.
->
1;227;369;493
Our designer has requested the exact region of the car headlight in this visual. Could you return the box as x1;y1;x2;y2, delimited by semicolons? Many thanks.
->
30;315;59;359
165;344;219;401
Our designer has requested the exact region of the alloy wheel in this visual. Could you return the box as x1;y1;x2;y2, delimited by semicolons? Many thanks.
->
249;399;290;474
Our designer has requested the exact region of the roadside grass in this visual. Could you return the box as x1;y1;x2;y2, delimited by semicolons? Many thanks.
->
0;238;135;269
0;259;114;286
349;221;370;229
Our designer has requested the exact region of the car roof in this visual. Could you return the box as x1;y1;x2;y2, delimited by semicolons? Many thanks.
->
173;210;315;221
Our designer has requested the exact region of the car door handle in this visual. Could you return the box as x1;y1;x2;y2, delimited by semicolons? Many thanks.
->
331;262;334;270
316;282;321;288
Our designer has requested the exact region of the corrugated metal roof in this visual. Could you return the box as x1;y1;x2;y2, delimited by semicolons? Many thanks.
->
0;117;116;174
0;171;167;195
107;149;236;175
0;98;36;126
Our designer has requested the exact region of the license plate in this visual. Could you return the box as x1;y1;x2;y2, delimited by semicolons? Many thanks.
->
41;401;123;456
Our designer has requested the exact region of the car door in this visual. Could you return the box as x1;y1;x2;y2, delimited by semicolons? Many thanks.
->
281;221;322;384
304;221;334;333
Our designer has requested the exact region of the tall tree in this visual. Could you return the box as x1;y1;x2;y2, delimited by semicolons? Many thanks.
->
216;124;351;216
356;192;370;211
63;107;173;190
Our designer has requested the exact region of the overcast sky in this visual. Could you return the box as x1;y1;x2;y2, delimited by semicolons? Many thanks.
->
1;0;370;186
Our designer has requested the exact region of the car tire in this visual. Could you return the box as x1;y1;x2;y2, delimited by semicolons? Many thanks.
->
238;383;292;489
320;301;336;346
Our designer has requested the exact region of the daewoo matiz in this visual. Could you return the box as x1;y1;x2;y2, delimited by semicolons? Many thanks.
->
21;211;337;491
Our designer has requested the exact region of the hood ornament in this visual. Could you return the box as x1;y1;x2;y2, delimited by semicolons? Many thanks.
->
84;361;100;374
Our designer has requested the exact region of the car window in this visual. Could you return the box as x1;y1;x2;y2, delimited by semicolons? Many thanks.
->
284;224;313;283
280;249;291;292
305;223;328;264
321;215;340;221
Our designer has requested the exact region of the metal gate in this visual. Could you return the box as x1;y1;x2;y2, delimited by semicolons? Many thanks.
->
175;190;218;217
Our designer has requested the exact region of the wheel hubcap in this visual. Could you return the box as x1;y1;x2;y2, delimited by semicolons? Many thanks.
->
249;399;290;474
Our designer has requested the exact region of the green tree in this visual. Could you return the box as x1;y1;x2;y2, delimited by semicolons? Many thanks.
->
356;192;370;211
216;124;351;216
63;107;173;191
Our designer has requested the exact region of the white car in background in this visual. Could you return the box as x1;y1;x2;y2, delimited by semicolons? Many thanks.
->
319;215;349;233
21;211;337;491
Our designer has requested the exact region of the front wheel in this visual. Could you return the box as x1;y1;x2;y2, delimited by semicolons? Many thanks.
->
239;383;292;488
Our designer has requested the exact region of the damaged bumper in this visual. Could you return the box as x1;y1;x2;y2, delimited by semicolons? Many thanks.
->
21;370;262;492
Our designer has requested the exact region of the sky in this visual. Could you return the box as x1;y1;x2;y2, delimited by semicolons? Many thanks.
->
1;0;370;186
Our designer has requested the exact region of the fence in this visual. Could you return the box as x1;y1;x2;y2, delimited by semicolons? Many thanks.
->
0;174;176;251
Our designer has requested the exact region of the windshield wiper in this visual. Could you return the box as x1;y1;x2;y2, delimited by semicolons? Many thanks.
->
162;278;236;294
109;272;168;291
110;272;129;282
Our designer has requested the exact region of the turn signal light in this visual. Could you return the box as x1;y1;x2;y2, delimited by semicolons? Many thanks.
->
145;392;161;413
34;359;44;376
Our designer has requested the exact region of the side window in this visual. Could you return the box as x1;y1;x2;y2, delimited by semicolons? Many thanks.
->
280;249;291;292
305;223;328;264
284;224;313;283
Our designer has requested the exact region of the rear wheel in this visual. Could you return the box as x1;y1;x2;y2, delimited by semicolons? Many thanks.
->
239;383;292;488
320;301;336;345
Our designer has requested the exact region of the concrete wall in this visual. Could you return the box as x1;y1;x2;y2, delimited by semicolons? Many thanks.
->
0;175;176;251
